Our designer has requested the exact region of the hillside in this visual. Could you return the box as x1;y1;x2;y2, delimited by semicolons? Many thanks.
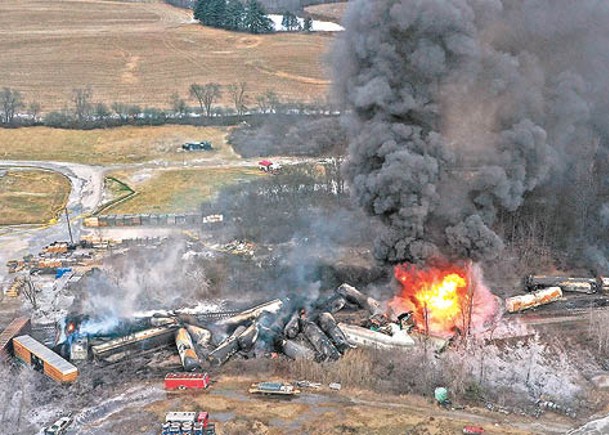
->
0;0;333;111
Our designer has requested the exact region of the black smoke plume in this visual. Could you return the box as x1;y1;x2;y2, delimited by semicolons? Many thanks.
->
335;0;609;269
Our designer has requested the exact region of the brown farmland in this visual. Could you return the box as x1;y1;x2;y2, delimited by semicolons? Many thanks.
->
305;2;348;23
0;0;333;111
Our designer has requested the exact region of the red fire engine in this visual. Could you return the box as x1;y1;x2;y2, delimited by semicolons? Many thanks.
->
164;372;210;390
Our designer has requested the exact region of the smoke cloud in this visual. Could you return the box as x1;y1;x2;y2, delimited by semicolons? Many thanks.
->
71;239;210;334
335;0;609;268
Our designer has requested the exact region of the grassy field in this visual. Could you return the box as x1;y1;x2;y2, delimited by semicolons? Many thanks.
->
0;125;233;165
0;0;332;112
0;168;71;225
105;166;262;214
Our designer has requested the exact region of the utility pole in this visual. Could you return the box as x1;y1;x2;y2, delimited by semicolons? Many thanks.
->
466;260;474;337
64;207;74;245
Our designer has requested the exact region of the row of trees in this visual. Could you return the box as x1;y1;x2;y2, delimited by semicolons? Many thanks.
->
281;11;312;32
188;81;278;117
0;85;334;129
0;88;40;125
194;0;274;34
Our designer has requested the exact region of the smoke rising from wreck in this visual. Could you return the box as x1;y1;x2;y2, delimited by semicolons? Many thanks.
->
72;240;211;335
335;0;609;270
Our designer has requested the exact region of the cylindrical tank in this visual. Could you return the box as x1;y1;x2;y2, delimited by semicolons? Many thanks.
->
324;294;347;314
301;321;340;362
336;283;382;315
506;287;563;313
184;324;211;346
207;325;246;366
279;338;316;360
175;328;202;371
283;312;301;339
237;323;259;351
317;312;354;353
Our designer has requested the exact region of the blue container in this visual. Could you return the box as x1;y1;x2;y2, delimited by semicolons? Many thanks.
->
55;268;72;279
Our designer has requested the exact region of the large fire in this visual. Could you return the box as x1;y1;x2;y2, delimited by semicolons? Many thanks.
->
390;263;495;337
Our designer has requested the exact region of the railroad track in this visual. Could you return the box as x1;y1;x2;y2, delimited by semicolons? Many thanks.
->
514;302;609;326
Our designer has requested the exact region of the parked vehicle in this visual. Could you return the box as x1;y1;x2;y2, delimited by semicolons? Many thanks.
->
165;372;210;390
163;411;215;435
44;415;73;435
258;160;282;172
463;426;485;435
249;381;300;396
182;141;213;151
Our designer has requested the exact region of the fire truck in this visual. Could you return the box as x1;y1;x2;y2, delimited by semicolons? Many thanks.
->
163;411;215;435
164;372;210;390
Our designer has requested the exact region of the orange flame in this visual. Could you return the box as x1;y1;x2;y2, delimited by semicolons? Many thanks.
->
390;264;471;336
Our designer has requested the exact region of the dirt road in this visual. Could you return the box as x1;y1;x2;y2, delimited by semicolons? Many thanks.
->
0;160;104;283
50;375;575;434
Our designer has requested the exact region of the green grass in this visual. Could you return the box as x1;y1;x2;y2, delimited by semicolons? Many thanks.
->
105;167;262;214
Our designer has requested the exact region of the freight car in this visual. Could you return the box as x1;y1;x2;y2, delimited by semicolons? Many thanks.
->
12;335;78;383
506;287;563;313
91;326;176;363
0;317;31;360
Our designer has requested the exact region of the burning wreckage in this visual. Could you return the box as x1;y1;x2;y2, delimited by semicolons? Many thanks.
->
6;280;458;384
10;247;602;388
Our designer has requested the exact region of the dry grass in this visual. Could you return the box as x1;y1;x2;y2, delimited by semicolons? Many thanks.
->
0;0;332;111
105;166;262;214
0;125;231;164
305;2;348;22
0;168;71;225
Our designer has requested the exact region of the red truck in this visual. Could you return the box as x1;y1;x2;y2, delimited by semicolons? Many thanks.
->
258;160;282;172
163;411;214;435
164;372;210;390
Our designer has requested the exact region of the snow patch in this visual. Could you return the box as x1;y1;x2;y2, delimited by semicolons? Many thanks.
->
267;14;344;32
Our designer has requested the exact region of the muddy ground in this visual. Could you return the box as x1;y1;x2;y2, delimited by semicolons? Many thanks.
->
58;374;574;435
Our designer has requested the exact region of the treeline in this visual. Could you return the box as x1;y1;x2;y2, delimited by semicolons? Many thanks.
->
229;114;346;157
194;0;275;34
0;85;337;130
165;0;196;8
166;0;341;14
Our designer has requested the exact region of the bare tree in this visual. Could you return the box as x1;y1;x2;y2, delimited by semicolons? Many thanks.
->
94;102;110;121
21;275;37;310
127;104;142;121
27;101;41;122
0;88;24;125
112;102;129;122
170;92;188;117
257;90;280;114
190;84;206;114
190;83;222;117
256;94;269;114
228;81;248;117
265;90;279;113
72;86;93;122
